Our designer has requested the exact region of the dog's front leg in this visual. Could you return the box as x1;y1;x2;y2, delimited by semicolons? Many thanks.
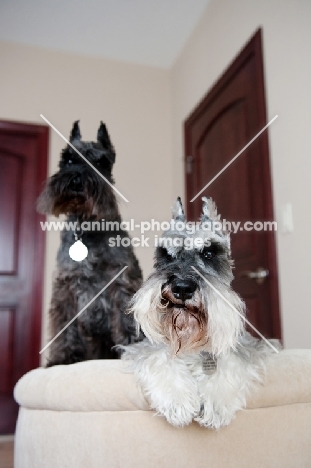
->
46;277;87;366
125;343;201;427
194;353;255;429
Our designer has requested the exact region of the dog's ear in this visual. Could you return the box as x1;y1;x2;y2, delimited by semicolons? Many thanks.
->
97;122;116;164
70;121;81;142
201;196;231;246
172;197;186;222
201;197;221;222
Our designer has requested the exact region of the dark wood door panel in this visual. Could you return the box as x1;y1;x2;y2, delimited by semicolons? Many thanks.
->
185;29;281;340
0;151;22;275
0;308;15;393
0;120;48;433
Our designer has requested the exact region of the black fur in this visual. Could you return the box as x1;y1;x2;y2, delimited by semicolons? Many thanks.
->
38;121;143;366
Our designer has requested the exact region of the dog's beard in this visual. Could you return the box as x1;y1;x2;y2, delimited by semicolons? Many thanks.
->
37;176;118;220
130;279;209;354
204;286;245;355
50;194;96;218
160;286;208;354
37;176;97;218
130;274;246;357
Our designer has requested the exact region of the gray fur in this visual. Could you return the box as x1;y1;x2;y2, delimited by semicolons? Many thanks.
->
122;197;281;428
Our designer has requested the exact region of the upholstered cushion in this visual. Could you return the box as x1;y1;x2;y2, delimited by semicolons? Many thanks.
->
14;360;149;412
14;349;311;412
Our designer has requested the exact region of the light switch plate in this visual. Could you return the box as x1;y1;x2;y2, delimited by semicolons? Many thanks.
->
281;203;294;233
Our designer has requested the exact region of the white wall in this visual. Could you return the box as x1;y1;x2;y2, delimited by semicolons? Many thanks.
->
0;41;173;357
171;0;311;348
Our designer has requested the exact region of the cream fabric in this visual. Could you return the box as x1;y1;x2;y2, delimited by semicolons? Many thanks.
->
14;349;311;468
15;404;311;468
15;349;311;410
14;360;149;412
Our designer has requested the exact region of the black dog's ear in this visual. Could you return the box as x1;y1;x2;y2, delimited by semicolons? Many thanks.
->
70;121;81;142
97;122;116;162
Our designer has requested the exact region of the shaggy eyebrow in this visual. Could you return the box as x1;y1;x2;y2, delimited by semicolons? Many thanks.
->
196;241;224;253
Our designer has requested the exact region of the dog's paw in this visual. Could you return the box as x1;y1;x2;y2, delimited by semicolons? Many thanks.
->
194;403;236;429
149;376;201;427
147;383;201;427
159;401;198;427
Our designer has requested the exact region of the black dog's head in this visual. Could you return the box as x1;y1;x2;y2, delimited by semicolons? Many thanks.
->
37;121;119;220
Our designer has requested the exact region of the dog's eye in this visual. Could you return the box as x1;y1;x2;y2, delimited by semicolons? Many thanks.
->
201;248;216;260
67;159;73;165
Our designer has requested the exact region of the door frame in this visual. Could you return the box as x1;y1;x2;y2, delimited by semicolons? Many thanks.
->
184;29;281;339
0;119;49;368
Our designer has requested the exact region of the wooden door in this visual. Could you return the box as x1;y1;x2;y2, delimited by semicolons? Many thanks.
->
185;29;281;339
0;120;48;434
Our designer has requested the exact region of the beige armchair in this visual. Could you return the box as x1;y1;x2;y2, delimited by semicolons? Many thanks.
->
14;349;311;467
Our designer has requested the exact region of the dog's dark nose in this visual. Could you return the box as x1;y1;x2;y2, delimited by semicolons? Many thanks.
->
68;175;83;191
171;279;197;301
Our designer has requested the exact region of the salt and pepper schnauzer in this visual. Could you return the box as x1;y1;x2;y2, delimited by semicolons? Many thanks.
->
38;121;142;366
122;197;280;429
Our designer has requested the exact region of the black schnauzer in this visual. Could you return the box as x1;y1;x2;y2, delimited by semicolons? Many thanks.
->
38;121;142;366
